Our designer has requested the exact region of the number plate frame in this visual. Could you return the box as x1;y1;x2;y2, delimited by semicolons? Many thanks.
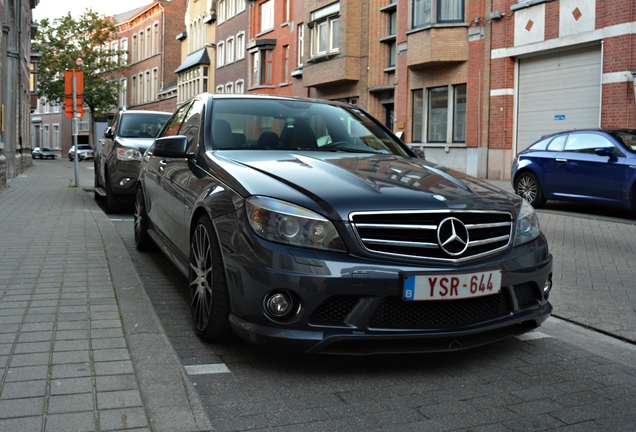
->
402;270;502;301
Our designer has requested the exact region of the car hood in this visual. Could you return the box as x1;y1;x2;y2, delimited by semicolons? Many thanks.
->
213;151;521;220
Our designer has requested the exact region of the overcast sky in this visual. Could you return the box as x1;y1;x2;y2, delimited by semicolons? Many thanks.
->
32;0;153;21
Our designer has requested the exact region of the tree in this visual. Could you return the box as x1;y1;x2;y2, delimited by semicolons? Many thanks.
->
33;9;128;135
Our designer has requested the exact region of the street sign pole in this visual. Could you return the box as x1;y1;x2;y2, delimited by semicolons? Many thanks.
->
73;74;79;188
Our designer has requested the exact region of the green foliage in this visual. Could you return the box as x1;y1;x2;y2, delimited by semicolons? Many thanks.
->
34;9;129;117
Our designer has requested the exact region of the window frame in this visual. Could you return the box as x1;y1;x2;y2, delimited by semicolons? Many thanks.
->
411;0;464;29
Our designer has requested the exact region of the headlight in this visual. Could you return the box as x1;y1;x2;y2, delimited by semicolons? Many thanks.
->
513;199;541;247
246;196;346;252
117;147;143;161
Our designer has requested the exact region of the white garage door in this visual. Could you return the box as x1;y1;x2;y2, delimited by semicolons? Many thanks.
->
516;45;602;153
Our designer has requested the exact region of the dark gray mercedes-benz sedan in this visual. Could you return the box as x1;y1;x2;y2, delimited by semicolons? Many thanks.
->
135;93;553;354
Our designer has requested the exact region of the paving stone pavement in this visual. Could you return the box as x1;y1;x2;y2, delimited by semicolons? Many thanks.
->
0;160;211;432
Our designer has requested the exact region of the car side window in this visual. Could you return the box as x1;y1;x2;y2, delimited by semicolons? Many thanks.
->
564;133;620;155
546;135;566;152
180;99;203;154
161;102;192;138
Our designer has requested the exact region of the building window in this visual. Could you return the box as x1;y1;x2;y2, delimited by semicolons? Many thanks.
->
297;24;304;66
139;31;145;60
226;82;233;93
412;84;466;144
238;0;245;13
153;23;159;55
411;0;464;29
216;85;224;93
131;76;137;105
228;0;235;18
218;0;226;23
235;79;244;94
236;32;245;60
111;41;118;64
252;49;273;86
120;78;127;108
146;27;151;57
260;0;274;33
283;45;289;83
43;125;50;147
226;37;234;64
121;38;128;63
283;0;291;23
53;124;60;149
217;41;225;67
453;84;467;142
132;35;137;62
412;90;423;143
309;3;340;58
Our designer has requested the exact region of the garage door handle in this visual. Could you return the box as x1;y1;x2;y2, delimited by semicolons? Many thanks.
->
556;158;567;163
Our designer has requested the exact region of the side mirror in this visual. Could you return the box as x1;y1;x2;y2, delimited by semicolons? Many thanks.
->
152;135;189;158
104;127;114;139
594;147;615;158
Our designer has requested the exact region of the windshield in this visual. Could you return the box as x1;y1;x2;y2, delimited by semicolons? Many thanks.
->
119;114;170;139
210;99;410;156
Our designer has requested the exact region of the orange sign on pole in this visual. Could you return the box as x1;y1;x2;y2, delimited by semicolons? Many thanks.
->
64;69;84;119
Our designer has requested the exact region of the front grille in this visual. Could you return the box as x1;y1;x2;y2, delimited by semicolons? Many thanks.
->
350;210;513;262
308;283;540;328
309;295;358;324
514;282;540;308
369;295;507;328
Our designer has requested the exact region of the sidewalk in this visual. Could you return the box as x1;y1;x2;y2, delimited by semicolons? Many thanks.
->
0;160;211;431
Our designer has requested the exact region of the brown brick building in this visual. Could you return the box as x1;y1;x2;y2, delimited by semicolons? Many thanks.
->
113;0;186;113
214;0;249;95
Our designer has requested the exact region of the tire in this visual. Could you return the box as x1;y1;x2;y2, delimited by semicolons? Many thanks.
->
133;186;154;251
189;215;233;342
104;173;122;214
515;172;546;208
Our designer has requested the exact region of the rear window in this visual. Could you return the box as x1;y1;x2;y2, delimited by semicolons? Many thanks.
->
610;131;636;153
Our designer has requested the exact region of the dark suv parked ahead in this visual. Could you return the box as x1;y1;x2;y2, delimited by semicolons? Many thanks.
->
94;110;170;213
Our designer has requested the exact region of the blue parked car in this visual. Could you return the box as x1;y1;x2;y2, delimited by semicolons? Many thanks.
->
511;129;636;211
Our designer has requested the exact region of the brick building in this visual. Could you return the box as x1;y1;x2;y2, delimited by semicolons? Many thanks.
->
245;0;306;97
485;0;636;179
214;0;249;95
1;0;38;187
113;0;185;113
174;0;217;104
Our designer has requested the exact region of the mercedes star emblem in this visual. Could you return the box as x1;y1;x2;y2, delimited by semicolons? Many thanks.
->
437;217;469;256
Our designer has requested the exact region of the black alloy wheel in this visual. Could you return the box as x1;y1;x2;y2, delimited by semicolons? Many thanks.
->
189;215;232;342
133;186;154;251
515;172;546;208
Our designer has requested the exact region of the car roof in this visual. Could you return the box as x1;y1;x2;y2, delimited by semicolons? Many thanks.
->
541;128;636;139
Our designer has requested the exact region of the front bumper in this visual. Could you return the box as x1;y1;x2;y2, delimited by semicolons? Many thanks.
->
217;214;553;355
110;160;142;198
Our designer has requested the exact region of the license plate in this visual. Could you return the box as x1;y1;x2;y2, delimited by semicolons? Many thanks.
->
402;270;502;301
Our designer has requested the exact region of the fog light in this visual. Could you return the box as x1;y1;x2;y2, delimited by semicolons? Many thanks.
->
543;275;552;294
264;292;292;317
119;177;133;186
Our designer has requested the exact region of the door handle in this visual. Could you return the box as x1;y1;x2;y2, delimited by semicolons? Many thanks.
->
159;160;167;172
555;158;567;163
